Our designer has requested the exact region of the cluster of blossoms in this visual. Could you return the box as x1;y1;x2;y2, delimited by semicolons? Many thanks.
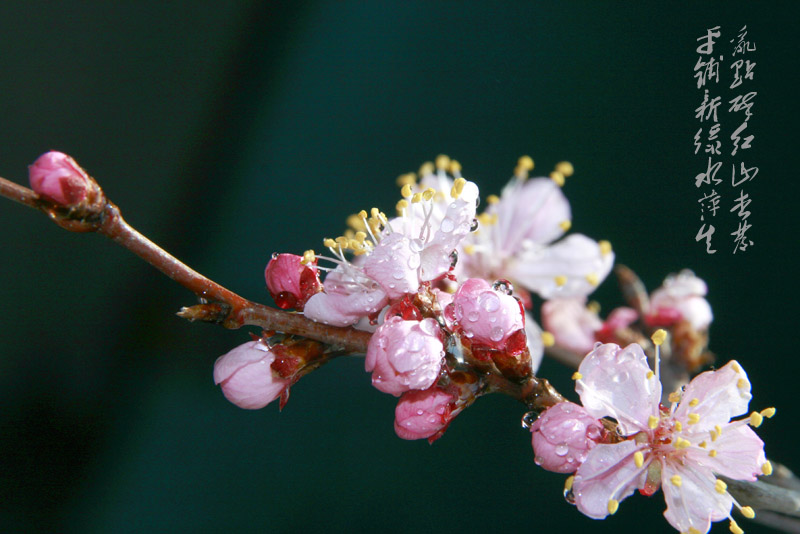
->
531;337;773;534
214;155;613;440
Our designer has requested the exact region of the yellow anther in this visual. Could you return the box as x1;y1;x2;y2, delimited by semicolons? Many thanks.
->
675;437;691;449
646;371;654;380
761;407;776;418
740;506;755;519
715;424;722;438
674;421;683;432
358;209;368;219
463;245;476;255
555;161;574;177
450;177;466;198
598;240;612;255
354;231;367;242
607;499;619;515
737;378;748;389
422;187;435;201
335;236;349;246
343;229;355;239
564;475;574;491
396;199;409;213
434;191;446;202
559;220;572;231
762;461;773;476
477;212;494;226
634;451;644;468
585;273;599;286
448;159;462;175
541;331;555;347
487;194;500;205
651;329;667;346
698;441;707;448
572;372;583;380
688;528;702;534
411;192;423;203
715;479;727;494
670;474;682;487
689;398;700;407
347;213;366;231
435;154;450;170
668;391;682;403
731;361;742;373
396;172;416;187
550;171;565;187
749;412;763;428
419;162;434;176
688;413;700;425
709;449;718;457
555;275;568;287
587;300;601;314
301;249;316;265
401;183;413;198
729;519;744;534
518;155;534;171
370;207;380;218
648;415;659;430
323;238;336;248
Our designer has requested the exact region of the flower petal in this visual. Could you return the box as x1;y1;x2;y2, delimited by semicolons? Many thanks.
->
303;270;388;327
509;234;614;299
576;343;661;435
684;424;766;481
493;177;571;250
363;232;420;300
661;460;732;534
573;440;647;519
673;360;752;433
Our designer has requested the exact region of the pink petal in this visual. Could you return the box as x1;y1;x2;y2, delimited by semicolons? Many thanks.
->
684;424;766;481
531;402;604;473
661;460;732;534
493;177;571;250
213;341;288;410
524;312;545;373
394;387;455;440
28;151;92;205
576;343;661;436
573;440;647;519
510;234;614;299
672;360;752;433
451;278;524;350
363;232;420;300
541;297;603;355
303;270;388;327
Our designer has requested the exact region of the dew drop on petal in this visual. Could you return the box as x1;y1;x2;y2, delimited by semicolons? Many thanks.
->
467;311;480;322
534;456;543;466
490;327;504;342
271;252;279;260
554;443;569;457
479;291;500;312
416;409;424;415
392;270;405;280
492;279;513;295
440;218;455;233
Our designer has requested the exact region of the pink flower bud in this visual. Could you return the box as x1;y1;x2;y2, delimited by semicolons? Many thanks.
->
28;151;92;205
530;401;604;473
264;253;322;310
365;316;444;396
394;386;455;441
213;341;289;409
646;270;712;330
450;278;524;350
541;297;602;354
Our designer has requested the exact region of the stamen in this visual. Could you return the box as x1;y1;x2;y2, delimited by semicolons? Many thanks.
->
737;378;748;389
564;475;574;491
419;162;434;176
762;461;773;476
555;161;574;177
729;519;744;534
550;171;565;187
301;249;316;265
554;275;568;287
323;238;337;249
422;187;435;201
587;300;601;314
668;391;682;403
646;371;654;379
559;220;571;231
688;528;702;534
715;479;727;494
688;413;700;425
487;194;500;205
585;273;599;286
674;421;683;432
607;499;619;515
749;412;763;428
698;441;707;448
598;240;612;255
435;154;450;170
450;177;466;198
401;183;413;198
674;437;691;449
689;398;700;407
448;159;462;176
670;474;682;487
709;449;718;457
740;506;755;519
396;173;416;188
731;362;742;373
572;372;583;380
761;407;776;418
463;244;475;255
634;451;644;468
651;329;666;383
518;155;534;171
541;331;555;347
411;192;423;203
396;199;409;214
648;415;659;430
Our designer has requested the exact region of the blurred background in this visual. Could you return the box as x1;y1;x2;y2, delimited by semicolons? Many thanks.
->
1;2;798;533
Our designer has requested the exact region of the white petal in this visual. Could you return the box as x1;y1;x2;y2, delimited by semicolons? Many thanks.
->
661;460;732;534
576;343;661;435
684;424;766;481
573;440;647;519
673;360;751;433
510;234;614;299
493;177;571;251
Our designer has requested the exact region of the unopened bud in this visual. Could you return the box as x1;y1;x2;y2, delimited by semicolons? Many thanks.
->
28;151;92;206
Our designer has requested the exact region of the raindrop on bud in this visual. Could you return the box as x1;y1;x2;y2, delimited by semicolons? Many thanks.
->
492;279;513;295
521;411;538;429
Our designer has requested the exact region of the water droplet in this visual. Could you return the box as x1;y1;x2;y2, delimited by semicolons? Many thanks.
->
566;457;574;464
521;411;538;429
416;409;424;416
554;443;569;457
534;456;543;466
440;217;455;233
586;426;601;440
464;331;474;339
612;371;630;384
492;279;513;295
377;336;388;349
490;327;504;342
449;250;458;268
564;488;576;504
469;218;479;232
427;415;440;424
392;270;405;280
479;291;500;312
467;310;480;322
409;239;424;252
271;252;279;260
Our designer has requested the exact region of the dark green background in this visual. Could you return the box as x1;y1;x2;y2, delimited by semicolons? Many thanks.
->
1;2;797;533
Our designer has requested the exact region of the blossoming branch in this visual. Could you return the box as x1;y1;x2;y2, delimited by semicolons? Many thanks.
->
1;151;794;533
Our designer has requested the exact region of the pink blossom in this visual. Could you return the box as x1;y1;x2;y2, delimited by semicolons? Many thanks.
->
541;297;602;354
365;317;444;396
394;386;455;441
213;341;289;409
303;268;388;327
449;278;524;350
28;151;92;205
458;176;614;300
594;306;639;344
264;253;321;310
570;343;768;533
531;401;604;473
647;270;713;330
